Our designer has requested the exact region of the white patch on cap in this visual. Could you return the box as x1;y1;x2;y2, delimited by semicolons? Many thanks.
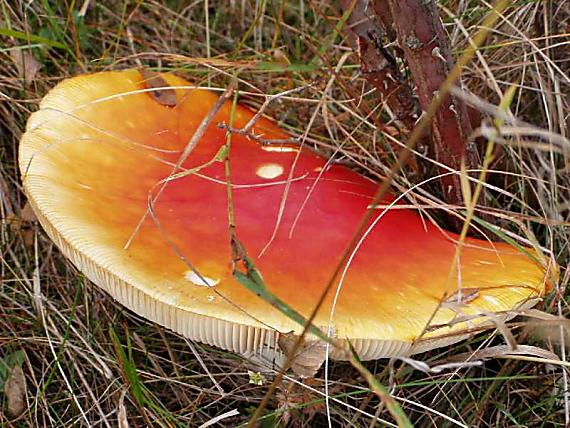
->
256;163;284;179
184;270;219;287
482;295;500;305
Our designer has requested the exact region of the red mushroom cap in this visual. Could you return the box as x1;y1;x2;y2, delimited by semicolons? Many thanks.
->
19;69;553;360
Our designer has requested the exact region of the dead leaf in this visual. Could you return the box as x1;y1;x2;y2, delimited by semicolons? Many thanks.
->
140;69;177;107
278;332;327;378
117;389;129;428
20;201;37;223
273;48;290;65
4;364;27;419
441;344;561;365
275;378;338;424
523;318;570;348
21;202;37;248
6;202;37;248
10;49;41;86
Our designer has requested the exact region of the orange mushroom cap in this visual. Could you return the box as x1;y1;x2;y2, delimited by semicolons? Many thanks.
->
19;69;553;360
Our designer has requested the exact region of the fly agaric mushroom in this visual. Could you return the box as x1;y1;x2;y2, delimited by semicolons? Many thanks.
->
19;69;552;363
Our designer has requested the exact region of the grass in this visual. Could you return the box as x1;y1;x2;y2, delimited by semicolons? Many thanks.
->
1;0;569;426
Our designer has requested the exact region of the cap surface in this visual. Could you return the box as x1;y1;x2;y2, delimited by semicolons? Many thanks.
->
19;69;552;360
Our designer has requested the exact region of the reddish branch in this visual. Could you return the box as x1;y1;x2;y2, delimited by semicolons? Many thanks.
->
340;0;482;221
340;0;419;133
386;0;480;207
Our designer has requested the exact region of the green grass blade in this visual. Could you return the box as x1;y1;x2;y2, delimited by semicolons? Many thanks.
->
0;27;65;49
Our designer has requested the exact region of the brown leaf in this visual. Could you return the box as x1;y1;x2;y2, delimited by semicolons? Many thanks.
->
10;49;41;86
4;365;27;419
21;202;37;248
140;69;177;107
278;332;327;378
20;201;37;223
6;202;37;226
6;202;37;248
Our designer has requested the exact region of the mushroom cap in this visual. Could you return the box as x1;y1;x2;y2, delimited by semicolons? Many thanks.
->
19;69;552;360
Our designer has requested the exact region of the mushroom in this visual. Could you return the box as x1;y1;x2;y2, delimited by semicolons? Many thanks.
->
19;69;552;364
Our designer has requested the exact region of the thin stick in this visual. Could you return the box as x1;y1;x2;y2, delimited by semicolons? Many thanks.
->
184;339;225;395
124;81;236;250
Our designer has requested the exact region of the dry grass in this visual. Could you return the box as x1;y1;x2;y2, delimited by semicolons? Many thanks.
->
1;0;569;426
